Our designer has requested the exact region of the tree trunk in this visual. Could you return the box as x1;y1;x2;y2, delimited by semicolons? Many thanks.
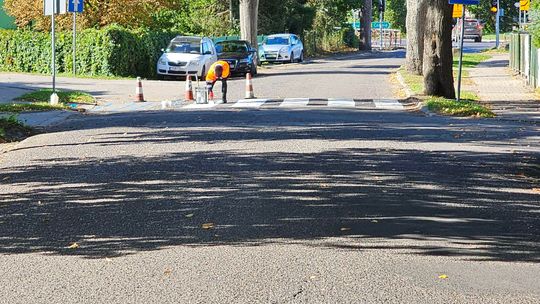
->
360;0;372;51
422;0;455;99
405;0;428;75
239;0;259;50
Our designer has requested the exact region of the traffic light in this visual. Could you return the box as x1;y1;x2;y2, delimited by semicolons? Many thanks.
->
491;0;498;13
379;0;385;12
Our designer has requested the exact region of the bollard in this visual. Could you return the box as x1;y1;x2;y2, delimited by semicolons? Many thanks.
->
245;73;255;99
136;77;145;102
185;76;194;101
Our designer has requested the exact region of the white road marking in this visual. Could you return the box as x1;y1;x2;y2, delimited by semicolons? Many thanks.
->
183;103;218;109
232;99;268;108
373;99;404;110
327;98;356;108
280;98;310;107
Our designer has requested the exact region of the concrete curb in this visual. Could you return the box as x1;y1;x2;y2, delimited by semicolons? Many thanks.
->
395;70;413;99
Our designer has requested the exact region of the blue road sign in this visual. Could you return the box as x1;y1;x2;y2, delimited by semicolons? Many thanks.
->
449;0;480;4
68;0;84;13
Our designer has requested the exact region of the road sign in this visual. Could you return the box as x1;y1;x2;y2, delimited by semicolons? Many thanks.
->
371;22;390;29
449;0;479;4
44;0;68;16
351;21;361;30
453;4;464;18
520;0;530;11
68;0;84;13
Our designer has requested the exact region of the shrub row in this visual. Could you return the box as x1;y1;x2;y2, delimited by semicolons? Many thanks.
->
0;25;177;78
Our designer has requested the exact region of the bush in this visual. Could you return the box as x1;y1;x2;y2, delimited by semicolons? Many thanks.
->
0;25;178;78
303;27;359;56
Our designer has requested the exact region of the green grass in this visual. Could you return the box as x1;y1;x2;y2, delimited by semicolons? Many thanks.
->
426;97;495;118
0;115;31;143
0;102;66;113
482;33;512;41
14;89;95;104
398;68;424;95
453;53;491;69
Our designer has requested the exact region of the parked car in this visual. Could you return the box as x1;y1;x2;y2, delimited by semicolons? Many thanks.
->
259;34;304;64
452;19;483;43
215;40;258;76
157;36;217;79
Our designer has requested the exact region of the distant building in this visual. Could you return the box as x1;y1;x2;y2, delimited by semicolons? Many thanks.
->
0;0;16;29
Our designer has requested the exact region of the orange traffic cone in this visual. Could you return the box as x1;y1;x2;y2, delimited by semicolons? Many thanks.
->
185;76;194;101
136;77;145;102
245;73;255;99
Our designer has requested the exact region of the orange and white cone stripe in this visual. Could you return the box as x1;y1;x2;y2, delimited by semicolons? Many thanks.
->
136;77;145;102
185;76;194;101
245;73;255;99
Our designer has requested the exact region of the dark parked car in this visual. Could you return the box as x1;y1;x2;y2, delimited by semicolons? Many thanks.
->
215;40;258;76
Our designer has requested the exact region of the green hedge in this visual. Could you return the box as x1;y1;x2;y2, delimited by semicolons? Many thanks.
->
0;25;178;78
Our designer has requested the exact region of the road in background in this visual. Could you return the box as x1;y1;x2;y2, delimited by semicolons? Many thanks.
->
0;51;404;104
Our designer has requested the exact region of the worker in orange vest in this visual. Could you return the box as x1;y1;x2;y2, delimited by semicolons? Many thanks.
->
206;60;231;103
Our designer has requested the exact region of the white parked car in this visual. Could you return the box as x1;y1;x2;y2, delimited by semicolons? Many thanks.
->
157;36;217;79
259;34;304;64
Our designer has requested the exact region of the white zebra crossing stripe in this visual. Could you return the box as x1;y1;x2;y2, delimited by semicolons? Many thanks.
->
183;103;218;109
373;99;404;110
232;99;268;108
328;98;356;108
280;98;310;107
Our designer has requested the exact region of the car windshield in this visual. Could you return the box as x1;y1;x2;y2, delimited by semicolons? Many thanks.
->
166;38;201;54
217;41;248;53
264;37;290;45
465;21;478;27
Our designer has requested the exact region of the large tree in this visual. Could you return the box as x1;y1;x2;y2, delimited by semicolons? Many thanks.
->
422;0;455;98
360;0;372;51
239;0;259;49
405;0;427;75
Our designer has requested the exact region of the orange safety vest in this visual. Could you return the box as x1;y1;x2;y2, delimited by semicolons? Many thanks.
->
206;61;230;82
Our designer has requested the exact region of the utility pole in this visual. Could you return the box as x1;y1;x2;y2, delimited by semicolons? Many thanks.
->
495;0;500;48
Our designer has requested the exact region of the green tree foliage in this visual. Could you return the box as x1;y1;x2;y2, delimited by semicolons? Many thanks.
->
529;1;540;47
467;0;518;33
258;0;316;34
385;0;406;32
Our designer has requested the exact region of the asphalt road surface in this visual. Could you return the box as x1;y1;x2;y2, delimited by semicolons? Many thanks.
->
1;106;539;303
0;51;404;104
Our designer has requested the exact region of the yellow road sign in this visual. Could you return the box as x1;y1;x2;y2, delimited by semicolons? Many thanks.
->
453;4;464;18
520;0;530;11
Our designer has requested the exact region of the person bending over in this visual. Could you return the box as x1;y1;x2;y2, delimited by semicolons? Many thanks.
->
206;61;230;103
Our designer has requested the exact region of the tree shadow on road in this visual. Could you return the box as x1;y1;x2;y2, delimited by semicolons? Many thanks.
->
0;111;539;262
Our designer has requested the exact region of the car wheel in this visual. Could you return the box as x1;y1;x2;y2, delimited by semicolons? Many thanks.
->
298;51;304;63
290;52;294;64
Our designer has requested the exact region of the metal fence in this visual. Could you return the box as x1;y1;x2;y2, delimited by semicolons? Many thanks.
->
510;33;540;88
371;29;403;49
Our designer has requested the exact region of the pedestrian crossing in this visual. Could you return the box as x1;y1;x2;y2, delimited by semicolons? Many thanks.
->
85;98;406;113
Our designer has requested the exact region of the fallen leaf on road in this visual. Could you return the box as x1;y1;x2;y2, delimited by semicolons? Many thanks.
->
532;188;540;194
67;242;80;249
2;176;10;181
202;223;214;230
185;213;194;218
164;269;172;275
340;227;351;231
371;220;379;223
438;274;449;279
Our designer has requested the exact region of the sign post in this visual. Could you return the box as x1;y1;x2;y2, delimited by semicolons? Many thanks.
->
449;0;480;102
44;0;67;105
379;0;385;49
68;0;84;76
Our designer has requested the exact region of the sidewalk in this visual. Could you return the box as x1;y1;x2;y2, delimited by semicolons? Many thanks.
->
468;53;540;123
